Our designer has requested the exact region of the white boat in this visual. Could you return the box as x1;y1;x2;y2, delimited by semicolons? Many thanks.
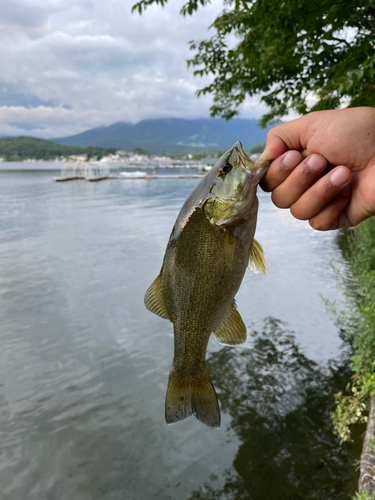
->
119;171;148;178
198;165;212;173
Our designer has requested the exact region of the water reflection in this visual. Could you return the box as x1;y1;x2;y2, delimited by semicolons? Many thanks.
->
0;172;359;499
188;318;357;500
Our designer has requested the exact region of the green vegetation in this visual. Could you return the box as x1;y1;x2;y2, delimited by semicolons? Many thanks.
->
328;218;375;443
352;491;374;500
170;151;219;161
189;153;205;160
131;147;152;155
0;136;116;161
250;143;265;154
133;0;375;126
176;144;265;161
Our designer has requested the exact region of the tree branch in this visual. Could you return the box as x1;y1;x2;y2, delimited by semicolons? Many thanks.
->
359;81;375;90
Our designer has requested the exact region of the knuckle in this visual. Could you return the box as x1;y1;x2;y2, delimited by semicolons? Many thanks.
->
271;191;290;209
290;204;307;220
313;184;331;202
293;169;310;187
266;127;277;140
259;175;273;192
289;161;312;186
309;218;329;231
260;182;272;193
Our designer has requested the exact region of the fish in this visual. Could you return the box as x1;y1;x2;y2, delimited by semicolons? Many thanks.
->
144;141;271;428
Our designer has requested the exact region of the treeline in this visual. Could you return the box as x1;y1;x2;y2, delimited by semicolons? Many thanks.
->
0;136;116;161
214;143;265;160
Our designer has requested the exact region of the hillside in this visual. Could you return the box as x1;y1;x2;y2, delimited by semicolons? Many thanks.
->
54;118;272;154
0;136;116;161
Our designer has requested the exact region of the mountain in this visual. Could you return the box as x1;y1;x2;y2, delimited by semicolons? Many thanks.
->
54;118;271;154
0;136;116;161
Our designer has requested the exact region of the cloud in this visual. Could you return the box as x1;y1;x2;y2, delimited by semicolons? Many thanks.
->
0;82;54;107
0;0;266;138
0;0;65;28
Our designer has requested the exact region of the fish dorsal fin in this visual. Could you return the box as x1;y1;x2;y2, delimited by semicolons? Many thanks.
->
213;301;247;346
225;230;236;269
144;273;170;320
249;239;268;276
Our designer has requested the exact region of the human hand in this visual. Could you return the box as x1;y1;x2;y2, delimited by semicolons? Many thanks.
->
260;107;375;230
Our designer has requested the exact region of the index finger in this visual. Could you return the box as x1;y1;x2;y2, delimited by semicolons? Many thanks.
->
260;150;303;192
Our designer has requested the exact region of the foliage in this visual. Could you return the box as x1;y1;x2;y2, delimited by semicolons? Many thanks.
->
250;143;265;154
352;491;374;500
189;153;205;160
0;136;116;161
331;372;371;443
330;219;375;443
131;147;152;155
133;0;375;126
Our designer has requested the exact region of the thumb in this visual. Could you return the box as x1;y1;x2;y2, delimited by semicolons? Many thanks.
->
260;118;306;161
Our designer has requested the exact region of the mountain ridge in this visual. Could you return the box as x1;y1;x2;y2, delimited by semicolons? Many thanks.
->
53;118;271;154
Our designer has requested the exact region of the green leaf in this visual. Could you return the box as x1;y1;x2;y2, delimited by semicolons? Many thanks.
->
132;0;375;124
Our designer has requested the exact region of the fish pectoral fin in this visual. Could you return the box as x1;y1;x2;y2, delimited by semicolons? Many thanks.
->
144;273;170;320
213;301;247;346
165;373;220;429
248;239;268;276
225;229;236;269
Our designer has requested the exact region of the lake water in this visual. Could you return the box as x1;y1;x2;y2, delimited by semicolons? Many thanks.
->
0;170;359;500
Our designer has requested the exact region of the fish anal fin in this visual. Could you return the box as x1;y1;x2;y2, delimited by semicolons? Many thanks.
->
249;239;268;276
144;273;170;320
213;301;247;346
165;374;220;429
225;229;236;269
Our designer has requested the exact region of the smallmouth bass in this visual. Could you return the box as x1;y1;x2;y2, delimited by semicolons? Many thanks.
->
145;141;270;428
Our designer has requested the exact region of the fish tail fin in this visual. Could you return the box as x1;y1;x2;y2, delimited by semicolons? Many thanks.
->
165;374;220;429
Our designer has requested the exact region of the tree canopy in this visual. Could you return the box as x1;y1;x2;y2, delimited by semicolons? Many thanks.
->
0;136;116;161
133;0;375;126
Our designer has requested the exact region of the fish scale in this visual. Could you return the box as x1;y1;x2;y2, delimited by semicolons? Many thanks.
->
144;141;270;428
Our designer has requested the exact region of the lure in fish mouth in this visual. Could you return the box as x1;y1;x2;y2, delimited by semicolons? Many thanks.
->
144;141;271;428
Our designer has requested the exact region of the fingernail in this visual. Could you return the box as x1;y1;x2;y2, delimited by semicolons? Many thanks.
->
260;149;270;161
281;151;300;170
330;167;350;187
306;155;326;173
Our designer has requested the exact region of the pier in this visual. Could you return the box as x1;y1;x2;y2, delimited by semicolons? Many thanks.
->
54;162;204;181
54;174;202;181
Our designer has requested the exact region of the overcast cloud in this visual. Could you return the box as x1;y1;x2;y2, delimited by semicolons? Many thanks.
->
0;0;269;138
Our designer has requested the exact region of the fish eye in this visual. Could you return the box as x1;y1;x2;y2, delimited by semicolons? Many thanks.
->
219;164;232;176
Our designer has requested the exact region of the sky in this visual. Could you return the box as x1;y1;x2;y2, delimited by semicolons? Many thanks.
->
0;0;270;139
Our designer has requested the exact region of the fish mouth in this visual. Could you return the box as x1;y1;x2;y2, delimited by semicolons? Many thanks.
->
232;142;270;178
249;159;271;177
232;142;253;172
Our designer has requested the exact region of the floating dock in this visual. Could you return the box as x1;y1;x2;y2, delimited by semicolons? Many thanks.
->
54;173;203;182
54;175;86;182
53;161;206;182
114;174;202;180
87;175;112;182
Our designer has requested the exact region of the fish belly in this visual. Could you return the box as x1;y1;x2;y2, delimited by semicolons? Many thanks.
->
162;207;249;428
